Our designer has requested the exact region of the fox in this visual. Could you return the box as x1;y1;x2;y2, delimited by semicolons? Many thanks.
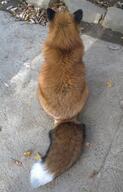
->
30;122;86;188
30;8;89;188
38;8;88;123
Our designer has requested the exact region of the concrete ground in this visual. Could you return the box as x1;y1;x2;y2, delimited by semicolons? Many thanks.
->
0;11;123;192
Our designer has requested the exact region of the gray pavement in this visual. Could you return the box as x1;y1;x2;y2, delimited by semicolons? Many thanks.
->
0;11;123;192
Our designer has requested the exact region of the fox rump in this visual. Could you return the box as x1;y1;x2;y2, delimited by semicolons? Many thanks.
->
30;122;85;188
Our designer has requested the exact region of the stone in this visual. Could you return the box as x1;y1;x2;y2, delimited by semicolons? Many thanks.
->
102;7;123;33
66;0;106;24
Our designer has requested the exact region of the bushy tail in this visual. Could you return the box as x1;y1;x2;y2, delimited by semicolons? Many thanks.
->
30;122;85;188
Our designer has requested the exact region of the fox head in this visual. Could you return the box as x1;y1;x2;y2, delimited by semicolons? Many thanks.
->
46;8;83;50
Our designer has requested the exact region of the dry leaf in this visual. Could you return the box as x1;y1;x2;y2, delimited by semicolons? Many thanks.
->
106;80;113;88
6;5;13;10
24;150;32;158
85;142;93;148
34;152;42;161
1;0;7;5
11;158;23;167
89;170;98;178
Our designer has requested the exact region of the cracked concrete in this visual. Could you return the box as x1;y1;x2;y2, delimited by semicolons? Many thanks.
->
0;11;123;192
102;7;123;33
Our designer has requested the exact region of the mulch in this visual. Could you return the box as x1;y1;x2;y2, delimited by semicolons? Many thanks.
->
86;0;123;8
0;0;67;26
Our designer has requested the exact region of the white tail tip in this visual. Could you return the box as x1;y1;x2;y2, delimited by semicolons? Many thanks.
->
30;161;54;188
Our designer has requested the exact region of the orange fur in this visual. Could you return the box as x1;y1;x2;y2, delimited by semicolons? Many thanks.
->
38;10;88;122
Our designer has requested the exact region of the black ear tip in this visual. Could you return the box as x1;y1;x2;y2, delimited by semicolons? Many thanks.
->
78;9;83;14
76;9;83;17
47;8;56;21
47;8;54;15
47;8;52;13
74;9;83;23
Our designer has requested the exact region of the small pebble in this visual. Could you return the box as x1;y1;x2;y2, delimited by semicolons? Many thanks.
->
23;62;30;68
108;44;121;51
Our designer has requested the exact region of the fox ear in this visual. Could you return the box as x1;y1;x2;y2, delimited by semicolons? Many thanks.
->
47;8;56;21
73;9;83;23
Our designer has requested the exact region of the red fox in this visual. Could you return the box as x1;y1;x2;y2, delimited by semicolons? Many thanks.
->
38;8;88;123
30;8;89;188
30;122;86;188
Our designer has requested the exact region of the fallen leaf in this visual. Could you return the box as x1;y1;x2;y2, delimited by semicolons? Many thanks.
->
11;158;23;167
89;170;98;178
85;142;94;148
34;152;42;161
24;150;32;158
6;5;13;10
106;80;113;88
